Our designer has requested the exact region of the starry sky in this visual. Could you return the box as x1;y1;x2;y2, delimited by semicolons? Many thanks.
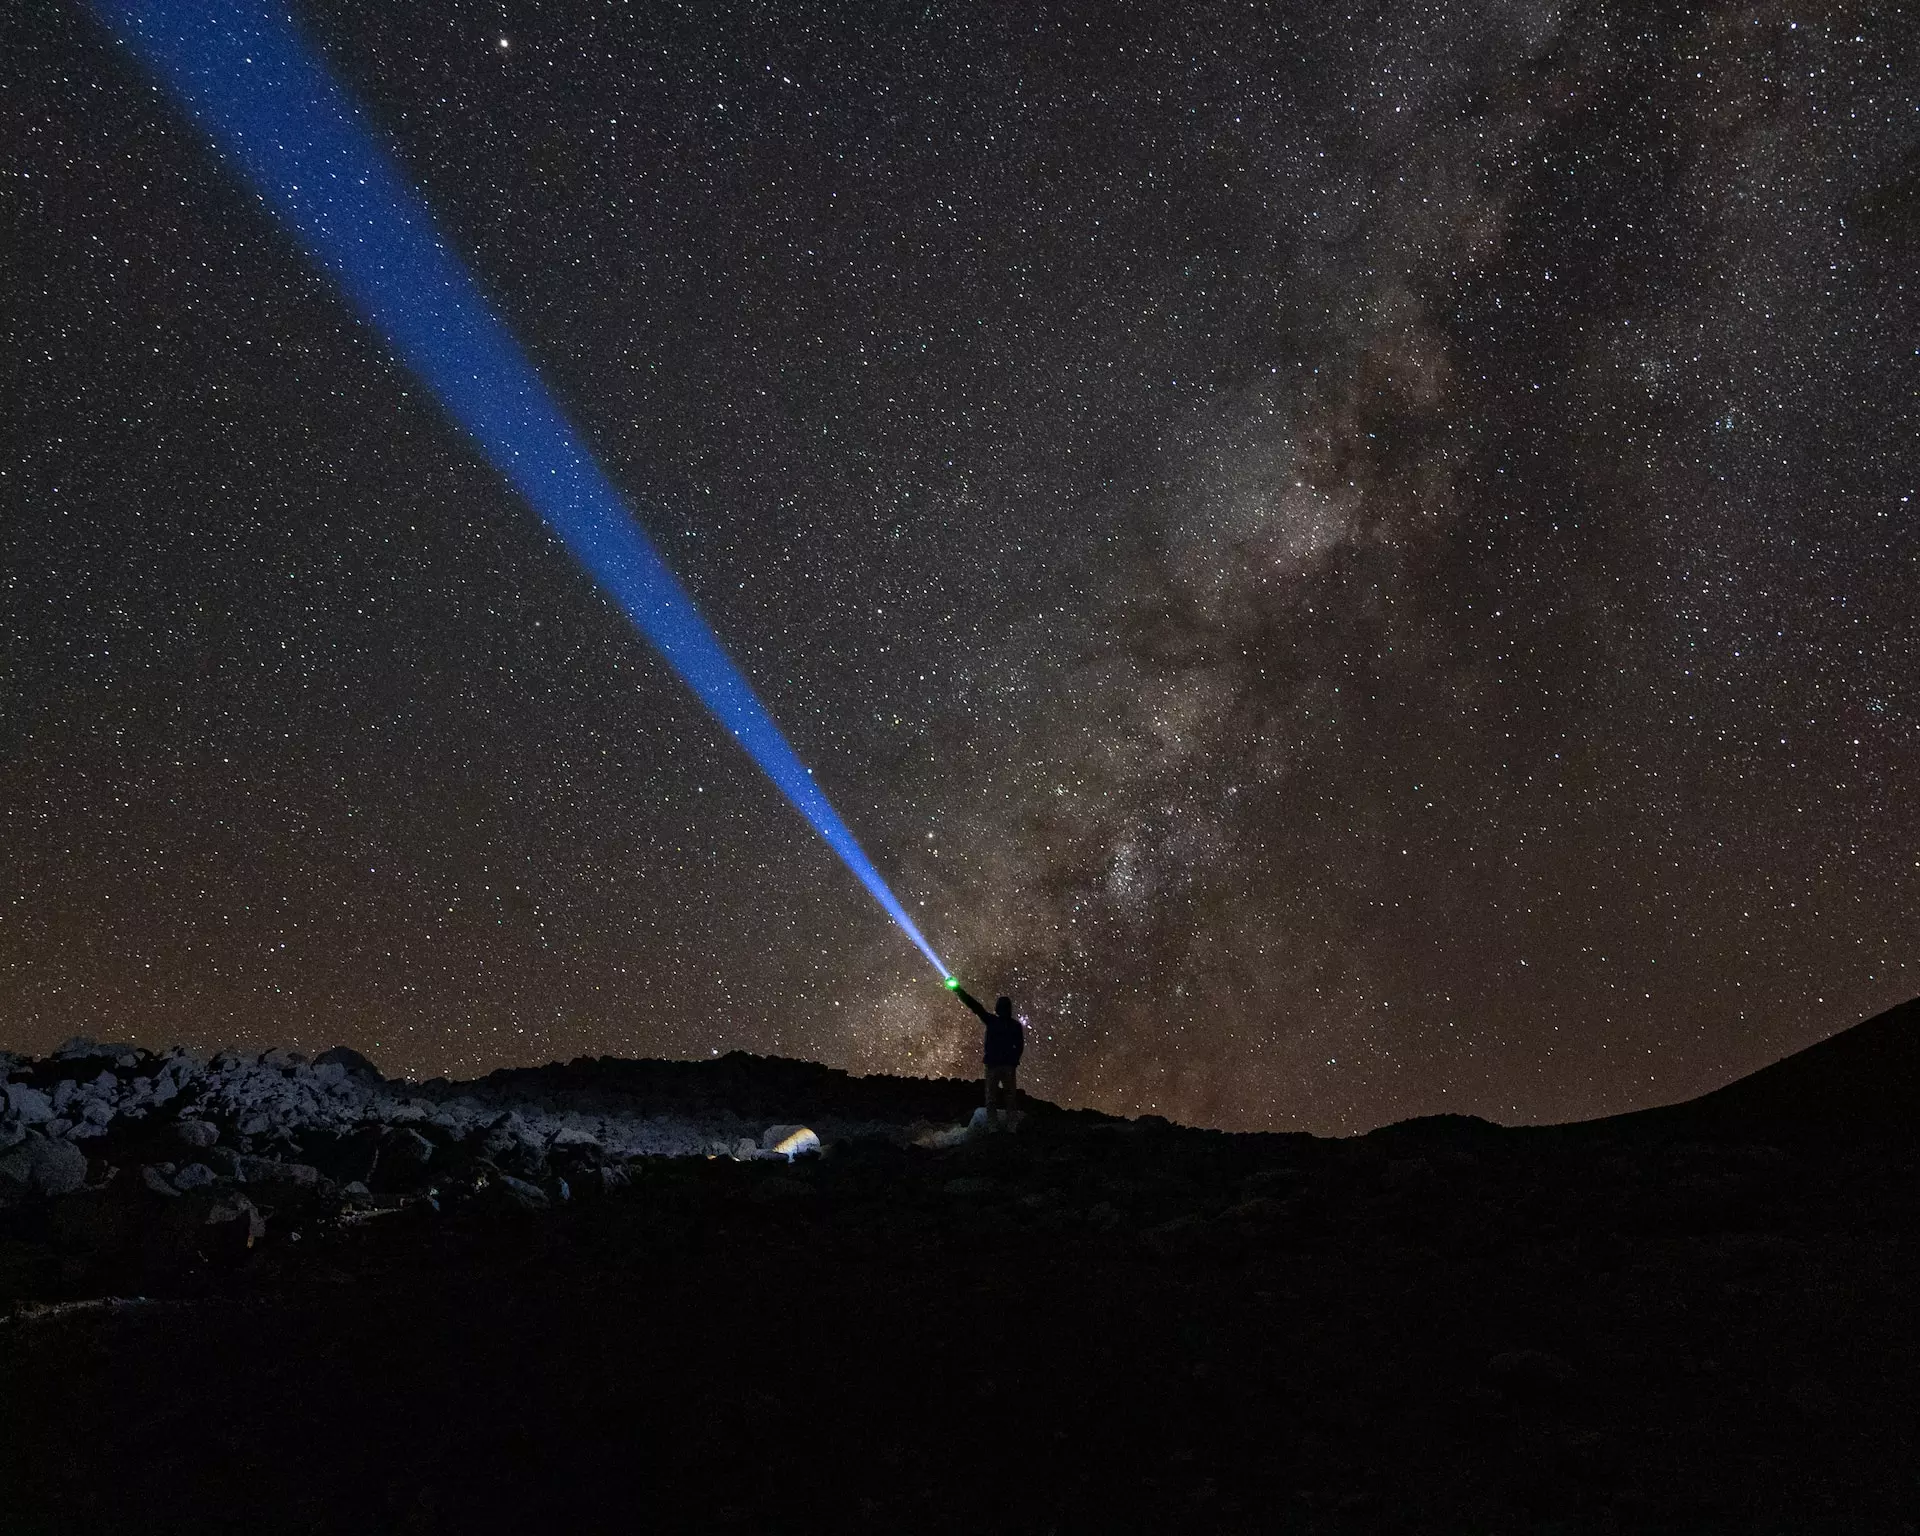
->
5;0;1916;1132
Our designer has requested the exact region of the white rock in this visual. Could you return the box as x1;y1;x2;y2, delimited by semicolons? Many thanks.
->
4;1083;54;1124
762;1125;822;1161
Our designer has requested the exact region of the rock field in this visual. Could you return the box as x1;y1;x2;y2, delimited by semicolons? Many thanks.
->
3;1004;1917;1533
1;1036;990;1222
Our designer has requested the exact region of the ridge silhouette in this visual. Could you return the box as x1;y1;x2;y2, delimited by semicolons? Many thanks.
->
1609;994;1920;1139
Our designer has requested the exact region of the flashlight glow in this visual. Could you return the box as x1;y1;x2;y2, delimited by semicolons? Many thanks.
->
94;0;948;977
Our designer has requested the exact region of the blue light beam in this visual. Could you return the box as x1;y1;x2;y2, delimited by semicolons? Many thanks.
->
95;0;949;978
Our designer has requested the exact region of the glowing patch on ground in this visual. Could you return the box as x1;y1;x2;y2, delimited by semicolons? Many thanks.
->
767;1126;822;1160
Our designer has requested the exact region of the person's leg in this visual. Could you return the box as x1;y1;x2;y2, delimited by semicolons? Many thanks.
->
986;1067;1009;1128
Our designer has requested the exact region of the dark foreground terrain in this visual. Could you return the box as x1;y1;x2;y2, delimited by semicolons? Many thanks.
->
3;1001;1918;1534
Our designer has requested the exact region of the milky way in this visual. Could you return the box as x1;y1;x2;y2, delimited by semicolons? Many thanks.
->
5;1;1916;1130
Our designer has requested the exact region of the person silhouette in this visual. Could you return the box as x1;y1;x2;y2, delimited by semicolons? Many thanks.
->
949;982;1024;1130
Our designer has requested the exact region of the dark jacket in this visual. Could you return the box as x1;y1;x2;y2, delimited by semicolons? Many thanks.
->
955;987;1024;1068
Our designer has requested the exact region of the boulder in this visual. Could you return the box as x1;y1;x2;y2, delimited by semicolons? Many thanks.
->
371;1127;436;1192
488;1174;549;1211
174;1119;221;1149
173;1162;217;1191
313;1046;382;1081
547;1127;605;1171
479;1117;546;1179
0;1130;90;1200
4;1082;55;1124
761;1125;822;1161
183;1190;266;1265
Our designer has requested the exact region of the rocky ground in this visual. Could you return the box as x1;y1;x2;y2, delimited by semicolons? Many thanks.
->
3;1006;1918;1534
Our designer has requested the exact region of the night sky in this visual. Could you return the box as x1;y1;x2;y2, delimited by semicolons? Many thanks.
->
5;0;1916;1132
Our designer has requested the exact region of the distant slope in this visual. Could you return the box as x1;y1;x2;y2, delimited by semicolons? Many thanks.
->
1611;996;1920;1139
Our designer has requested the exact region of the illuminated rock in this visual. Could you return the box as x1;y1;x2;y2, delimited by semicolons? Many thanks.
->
762;1125;821;1161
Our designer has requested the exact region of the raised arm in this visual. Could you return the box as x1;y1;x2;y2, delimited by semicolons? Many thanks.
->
950;984;994;1024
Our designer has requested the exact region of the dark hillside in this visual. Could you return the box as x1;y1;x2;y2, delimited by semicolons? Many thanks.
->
3;1006;1918;1533
1610;996;1920;1140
